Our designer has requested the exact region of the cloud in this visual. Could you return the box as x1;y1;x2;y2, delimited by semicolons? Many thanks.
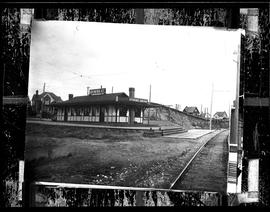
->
29;21;240;114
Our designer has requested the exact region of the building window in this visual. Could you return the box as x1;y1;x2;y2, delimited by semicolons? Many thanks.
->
119;107;127;116
71;108;74;116
84;107;90;116
110;106;116;115
75;108;81;116
44;96;51;105
135;108;141;117
92;107;96;116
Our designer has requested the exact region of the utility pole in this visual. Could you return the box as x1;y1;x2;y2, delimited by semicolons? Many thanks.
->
210;83;214;130
40;82;46;119
148;84;151;125
149;84;151;103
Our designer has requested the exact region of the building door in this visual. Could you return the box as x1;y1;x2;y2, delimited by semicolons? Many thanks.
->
100;106;105;122
64;107;68;121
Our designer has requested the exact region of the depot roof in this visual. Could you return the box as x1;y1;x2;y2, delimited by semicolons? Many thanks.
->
51;92;156;108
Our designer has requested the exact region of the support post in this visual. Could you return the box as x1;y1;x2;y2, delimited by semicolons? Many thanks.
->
115;107;118;123
135;191;145;206
148;84;151;125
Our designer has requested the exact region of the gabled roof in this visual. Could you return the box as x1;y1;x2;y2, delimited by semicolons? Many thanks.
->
31;91;62;102
214;111;228;117
183;106;199;113
40;92;62;102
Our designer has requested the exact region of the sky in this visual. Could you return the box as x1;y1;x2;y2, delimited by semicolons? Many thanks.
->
29;21;243;116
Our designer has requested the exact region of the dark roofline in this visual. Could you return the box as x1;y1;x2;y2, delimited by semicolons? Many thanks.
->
40;92;62;102
183;106;199;113
184;106;199;109
32;91;62;102
51;92;153;108
214;111;228;116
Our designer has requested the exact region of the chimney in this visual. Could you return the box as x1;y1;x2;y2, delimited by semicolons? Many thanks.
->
129;87;135;98
68;94;73;100
36;90;38;95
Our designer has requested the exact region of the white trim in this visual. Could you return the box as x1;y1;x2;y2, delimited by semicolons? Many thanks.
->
42;93;54;104
18;160;24;201
33;181;219;194
135;117;142;123
229;152;237;162
248;159;259;192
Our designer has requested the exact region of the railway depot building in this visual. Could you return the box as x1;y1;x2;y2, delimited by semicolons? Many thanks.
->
51;87;152;124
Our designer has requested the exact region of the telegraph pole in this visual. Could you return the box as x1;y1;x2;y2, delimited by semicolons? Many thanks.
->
148;84;151;125
149;84;151;103
209;83;214;130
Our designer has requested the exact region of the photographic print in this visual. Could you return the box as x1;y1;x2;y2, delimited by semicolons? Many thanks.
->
25;20;242;191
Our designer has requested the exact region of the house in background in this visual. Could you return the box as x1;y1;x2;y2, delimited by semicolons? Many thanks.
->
213;111;228;120
200;112;211;119
183;106;200;116
31;90;62;117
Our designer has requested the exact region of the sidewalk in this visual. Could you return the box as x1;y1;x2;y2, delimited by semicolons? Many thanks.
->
164;129;215;139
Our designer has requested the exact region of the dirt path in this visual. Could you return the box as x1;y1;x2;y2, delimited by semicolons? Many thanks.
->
171;130;229;193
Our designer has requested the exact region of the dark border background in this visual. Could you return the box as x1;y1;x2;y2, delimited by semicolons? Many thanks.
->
1;1;269;207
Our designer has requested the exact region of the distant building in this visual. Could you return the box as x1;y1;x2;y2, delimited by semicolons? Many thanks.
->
175;104;181;111
31;90;62;116
183;106;200;116
213;111;228;120
51;87;154;124
200;112;211;119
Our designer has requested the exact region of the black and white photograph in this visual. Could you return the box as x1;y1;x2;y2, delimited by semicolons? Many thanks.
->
2;5;269;207
25;20;241;191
